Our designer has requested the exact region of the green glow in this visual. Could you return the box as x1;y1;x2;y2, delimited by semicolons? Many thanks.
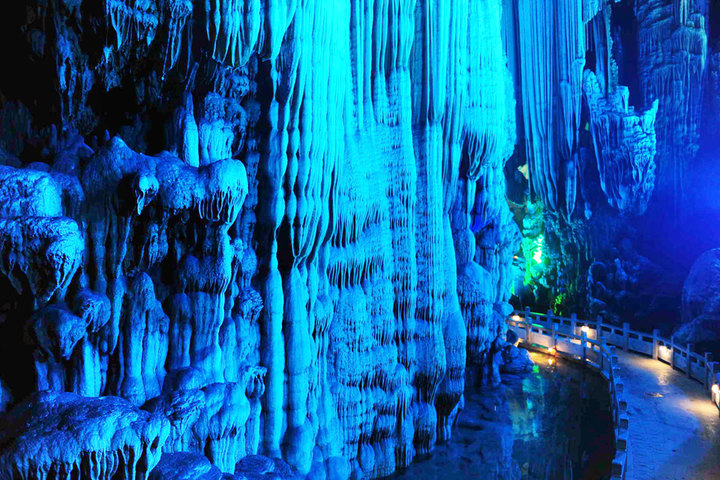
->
533;250;543;263
532;235;544;264
521;231;547;286
515;200;552;292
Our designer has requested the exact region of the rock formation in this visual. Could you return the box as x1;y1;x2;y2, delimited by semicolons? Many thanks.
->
677;248;720;343
583;70;659;215
4;0;713;477
0;1;524;479
635;0;707;218
505;0;720;325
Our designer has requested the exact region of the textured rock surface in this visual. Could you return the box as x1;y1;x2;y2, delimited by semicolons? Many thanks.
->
635;0;707;218
677;248;720;342
0;392;169;480
583;70;659;215
0;1;523;479
149;453;224;480
4;0;715;477
504;0;720;327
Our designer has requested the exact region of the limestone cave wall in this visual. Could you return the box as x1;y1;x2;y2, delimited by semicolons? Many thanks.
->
0;1;522;479
5;0;711;477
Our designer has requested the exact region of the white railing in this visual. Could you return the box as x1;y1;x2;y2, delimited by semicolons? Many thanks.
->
511;308;720;393
507;307;720;479
506;310;629;479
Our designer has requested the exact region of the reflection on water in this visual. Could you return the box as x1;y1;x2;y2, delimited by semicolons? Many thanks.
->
386;351;614;480
508;352;614;480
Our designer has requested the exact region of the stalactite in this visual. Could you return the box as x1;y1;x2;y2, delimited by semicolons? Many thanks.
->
635;0;707;217
0;393;169;480
106;0;160;49
205;0;262;67
583;0;605;23
464;0;515;185
583;70;659;214
517;0;556;209
516;0;590;217
163;0;193;74
0;2;537;480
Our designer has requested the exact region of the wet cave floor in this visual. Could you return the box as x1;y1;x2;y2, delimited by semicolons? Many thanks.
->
388;352;614;480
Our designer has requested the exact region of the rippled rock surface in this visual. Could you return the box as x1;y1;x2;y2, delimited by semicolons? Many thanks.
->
0;0;689;478
0;1;522;479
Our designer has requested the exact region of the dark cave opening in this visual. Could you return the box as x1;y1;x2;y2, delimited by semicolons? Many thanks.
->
611;0;641;107
0;277;37;407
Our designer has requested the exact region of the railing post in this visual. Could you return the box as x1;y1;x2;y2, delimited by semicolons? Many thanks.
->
571;312;577;336
600;339;606;373
623;322;630;351
687;343;694;377
652;329;660;360
582;330;587;364
525;306;531;319
670;336;675;369
597;315;603;341
525;316;532;345
551;320;557;350
704;353;713;388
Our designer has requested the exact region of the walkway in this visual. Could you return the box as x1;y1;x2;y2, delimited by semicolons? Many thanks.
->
507;310;720;479
619;349;720;480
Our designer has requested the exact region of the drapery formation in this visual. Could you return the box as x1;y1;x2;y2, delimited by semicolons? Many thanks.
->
0;1;518;480
509;0;669;219
515;0;586;217
635;0;707;217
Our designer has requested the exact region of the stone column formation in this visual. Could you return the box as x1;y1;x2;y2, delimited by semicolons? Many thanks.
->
0;0;694;479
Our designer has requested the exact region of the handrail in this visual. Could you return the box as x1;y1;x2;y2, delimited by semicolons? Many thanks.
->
507;307;720;480
506;311;628;480
512;308;720;393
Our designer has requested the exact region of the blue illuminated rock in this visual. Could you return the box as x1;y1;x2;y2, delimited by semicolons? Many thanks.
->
0;392;169;480
677;248;720;343
583;70;659;215
0;0;691;479
635;0;707;216
149;453;223;480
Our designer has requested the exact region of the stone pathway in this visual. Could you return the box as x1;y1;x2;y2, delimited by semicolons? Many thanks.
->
619;350;720;480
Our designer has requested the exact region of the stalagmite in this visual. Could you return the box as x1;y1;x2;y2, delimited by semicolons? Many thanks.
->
0;0;587;479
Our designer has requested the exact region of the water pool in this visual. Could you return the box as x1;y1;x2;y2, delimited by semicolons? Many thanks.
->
386;351;615;480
